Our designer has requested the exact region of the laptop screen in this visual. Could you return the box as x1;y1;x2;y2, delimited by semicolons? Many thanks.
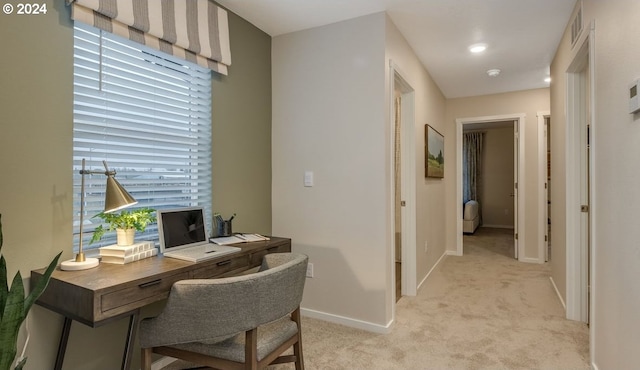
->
157;207;208;252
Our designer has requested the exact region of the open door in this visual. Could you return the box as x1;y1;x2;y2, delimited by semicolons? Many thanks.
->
513;120;519;259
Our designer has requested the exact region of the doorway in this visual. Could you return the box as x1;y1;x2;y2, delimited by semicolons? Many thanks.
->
390;62;417;305
538;111;551;262
456;114;526;259
566;26;594;324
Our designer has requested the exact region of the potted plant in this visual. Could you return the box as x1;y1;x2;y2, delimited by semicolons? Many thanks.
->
90;208;156;246
0;214;61;370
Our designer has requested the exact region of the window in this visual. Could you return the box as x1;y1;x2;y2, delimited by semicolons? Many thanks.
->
73;22;212;250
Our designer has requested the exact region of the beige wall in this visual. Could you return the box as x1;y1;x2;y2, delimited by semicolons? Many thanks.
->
551;0;640;367
477;127;515;228
0;2;272;368
445;89;550;261
272;12;446;329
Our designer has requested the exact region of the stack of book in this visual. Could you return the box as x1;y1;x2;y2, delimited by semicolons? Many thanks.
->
99;241;157;264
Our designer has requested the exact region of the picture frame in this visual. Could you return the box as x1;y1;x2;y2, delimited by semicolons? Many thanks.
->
425;124;444;178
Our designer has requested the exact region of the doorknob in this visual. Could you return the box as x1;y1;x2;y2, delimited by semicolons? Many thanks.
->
401;201;406;207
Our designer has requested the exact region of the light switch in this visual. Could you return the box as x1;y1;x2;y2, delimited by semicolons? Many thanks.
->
304;171;314;187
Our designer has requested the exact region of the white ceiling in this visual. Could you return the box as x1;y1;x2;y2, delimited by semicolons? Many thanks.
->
216;0;577;98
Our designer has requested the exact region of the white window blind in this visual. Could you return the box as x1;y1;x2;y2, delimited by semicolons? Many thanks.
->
73;22;212;250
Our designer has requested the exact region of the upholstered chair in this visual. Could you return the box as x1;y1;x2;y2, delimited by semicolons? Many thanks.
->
139;253;308;370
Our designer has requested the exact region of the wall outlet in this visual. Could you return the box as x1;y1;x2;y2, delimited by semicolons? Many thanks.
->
306;262;314;278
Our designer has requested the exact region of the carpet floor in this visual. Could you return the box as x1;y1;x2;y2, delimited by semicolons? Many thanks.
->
164;227;590;369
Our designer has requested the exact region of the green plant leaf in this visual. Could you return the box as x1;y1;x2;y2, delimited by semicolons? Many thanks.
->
23;252;61;314
0;256;7;324
0;272;25;370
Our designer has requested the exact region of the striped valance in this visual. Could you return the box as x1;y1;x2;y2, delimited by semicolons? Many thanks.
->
68;0;231;74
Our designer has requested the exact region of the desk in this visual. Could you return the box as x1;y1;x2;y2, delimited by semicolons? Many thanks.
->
31;237;291;370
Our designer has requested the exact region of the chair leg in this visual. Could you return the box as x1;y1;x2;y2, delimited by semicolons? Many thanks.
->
292;308;305;370
245;329;258;370
141;347;152;370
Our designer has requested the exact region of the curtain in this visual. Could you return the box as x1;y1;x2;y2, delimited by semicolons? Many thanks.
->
463;132;484;209
68;0;231;74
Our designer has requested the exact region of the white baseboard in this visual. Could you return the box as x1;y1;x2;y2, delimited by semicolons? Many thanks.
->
417;250;448;290
300;307;391;334
519;256;544;264
481;224;515;229
151;356;177;370
446;249;462;257
549;276;566;310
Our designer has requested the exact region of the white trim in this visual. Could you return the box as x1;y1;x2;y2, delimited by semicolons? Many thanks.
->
565;21;595;325
538;111;551;264
481;224;515;229
300;307;392;334
389;60;417;303
456;114;526;260
417;250;448;291
549;276;566;310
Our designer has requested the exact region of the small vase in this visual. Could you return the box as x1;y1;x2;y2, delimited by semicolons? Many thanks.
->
116;228;135;246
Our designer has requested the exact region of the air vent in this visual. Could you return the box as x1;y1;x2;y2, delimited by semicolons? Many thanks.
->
570;2;583;47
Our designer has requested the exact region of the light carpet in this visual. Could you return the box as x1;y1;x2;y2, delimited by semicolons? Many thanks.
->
164;227;590;369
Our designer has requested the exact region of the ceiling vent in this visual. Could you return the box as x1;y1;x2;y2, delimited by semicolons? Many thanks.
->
570;2;583;48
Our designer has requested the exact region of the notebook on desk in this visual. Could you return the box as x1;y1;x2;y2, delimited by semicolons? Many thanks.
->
157;207;240;263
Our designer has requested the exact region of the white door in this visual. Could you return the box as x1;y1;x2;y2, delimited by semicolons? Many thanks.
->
579;61;591;323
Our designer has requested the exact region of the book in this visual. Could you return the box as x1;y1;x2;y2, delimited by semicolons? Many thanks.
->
100;248;158;264
99;241;154;257
210;234;270;245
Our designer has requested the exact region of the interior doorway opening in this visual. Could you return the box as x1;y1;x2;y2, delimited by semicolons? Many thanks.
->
456;114;526;259
389;62;417;309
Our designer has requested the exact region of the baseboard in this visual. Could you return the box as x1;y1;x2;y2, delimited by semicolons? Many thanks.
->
417;250;448;290
480;224;515;229
446;249;462;257
300;307;391;334
549;276;566;310
151;356;177;370
519;256;543;264
591;362;599;370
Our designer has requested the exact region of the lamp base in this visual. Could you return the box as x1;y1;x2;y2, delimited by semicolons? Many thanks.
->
60;257;99;271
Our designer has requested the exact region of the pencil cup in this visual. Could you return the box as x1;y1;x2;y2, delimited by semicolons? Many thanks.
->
218;220;232;237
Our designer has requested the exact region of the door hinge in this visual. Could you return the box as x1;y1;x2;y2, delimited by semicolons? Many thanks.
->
515;233;518;240
545;182;548;189
545;235;548;242
400;201;406;207
515;182;518;190
581;205;589;213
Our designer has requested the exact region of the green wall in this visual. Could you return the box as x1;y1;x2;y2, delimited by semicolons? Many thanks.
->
0;1;272;368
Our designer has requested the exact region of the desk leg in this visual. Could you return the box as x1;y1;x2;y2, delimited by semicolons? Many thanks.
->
54;317;72;370
121;309;140;370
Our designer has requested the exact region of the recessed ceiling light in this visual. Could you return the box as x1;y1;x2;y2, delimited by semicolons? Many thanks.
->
469;43;487;53
545;77;552;83
487;69;501;77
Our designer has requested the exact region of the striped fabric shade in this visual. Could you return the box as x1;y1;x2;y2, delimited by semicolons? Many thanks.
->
68;0;231;74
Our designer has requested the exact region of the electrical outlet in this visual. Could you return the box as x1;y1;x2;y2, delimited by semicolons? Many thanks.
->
306;262;314;278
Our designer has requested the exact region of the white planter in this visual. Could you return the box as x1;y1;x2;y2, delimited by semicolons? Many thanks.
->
116;228;135;246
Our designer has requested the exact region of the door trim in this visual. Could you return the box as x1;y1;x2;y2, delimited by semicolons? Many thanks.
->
538;111;550;264
389;61;417;305
455;114;526;258
565;21;595;327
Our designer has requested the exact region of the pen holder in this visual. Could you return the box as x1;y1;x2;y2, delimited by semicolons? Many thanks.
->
217;220;232;237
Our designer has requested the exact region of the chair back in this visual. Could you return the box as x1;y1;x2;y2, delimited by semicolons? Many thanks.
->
139;252;308;347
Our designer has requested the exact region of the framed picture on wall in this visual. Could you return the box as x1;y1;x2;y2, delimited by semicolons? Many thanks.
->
425;124;444;178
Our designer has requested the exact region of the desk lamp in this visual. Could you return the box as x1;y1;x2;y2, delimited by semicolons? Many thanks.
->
61;159;138;271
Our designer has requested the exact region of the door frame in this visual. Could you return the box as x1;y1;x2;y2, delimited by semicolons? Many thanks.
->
538;111;550;263
389;61;417;305
565;21;595;325
455;114;526;258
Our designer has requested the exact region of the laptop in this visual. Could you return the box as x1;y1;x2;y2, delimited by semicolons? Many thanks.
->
157;207;241;262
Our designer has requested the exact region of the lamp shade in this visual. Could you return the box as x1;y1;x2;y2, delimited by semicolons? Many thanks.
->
104;176;138;213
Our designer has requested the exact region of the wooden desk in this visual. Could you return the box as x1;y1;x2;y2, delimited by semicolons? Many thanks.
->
31;237;291;370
